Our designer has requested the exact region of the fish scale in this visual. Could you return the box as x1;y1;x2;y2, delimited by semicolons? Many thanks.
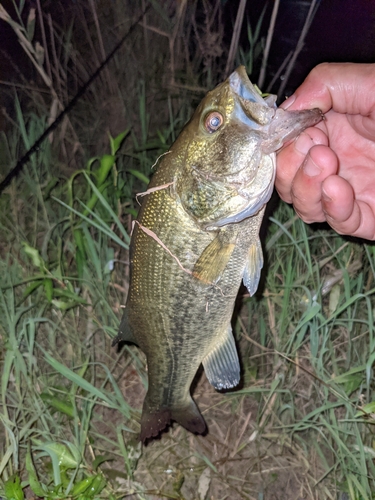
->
114;66;323;442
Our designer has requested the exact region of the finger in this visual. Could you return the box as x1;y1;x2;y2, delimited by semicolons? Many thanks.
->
276;127;328;203
281;62;375;117
322;176;375;240
290;145;339;223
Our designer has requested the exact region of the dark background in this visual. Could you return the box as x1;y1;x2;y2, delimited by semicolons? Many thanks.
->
1;0;375;126
243;0;375;94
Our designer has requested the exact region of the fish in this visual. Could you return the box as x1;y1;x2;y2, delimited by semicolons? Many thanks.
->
114;66;323;442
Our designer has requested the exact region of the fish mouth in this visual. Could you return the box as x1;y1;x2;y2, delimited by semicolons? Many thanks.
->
229;66;323;148
229;66;267;105
229;66;277;129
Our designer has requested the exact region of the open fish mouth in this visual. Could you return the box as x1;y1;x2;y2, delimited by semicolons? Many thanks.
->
229;66;277;109
230;65;323;152
228;67;277;131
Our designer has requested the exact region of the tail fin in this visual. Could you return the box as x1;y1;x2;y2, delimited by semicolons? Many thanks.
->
171;400;207;435
140;406;171;442
140;397;206;442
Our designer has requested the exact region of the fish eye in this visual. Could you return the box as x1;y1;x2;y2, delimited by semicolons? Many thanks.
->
204;111;224;133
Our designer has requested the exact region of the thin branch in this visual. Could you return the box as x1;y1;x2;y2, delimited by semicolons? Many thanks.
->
225;0;247;78
258;0;280;90
266;50;292;93
134;221;193;276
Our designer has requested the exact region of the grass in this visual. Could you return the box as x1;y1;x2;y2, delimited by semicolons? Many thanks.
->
1;1;375;499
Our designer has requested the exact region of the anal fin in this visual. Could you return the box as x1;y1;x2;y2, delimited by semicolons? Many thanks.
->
243;238;263;296
112;308;138;347
202;326;240;390
193;233;235;284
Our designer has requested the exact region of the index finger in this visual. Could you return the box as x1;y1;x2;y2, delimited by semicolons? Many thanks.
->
281;62;375;116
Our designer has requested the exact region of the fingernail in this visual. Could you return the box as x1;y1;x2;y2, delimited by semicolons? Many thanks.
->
303;156;322;177
322;188;332;202
282;94;296;109
295;132;313;155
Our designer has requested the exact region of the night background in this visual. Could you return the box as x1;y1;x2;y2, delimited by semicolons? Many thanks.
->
1;0;375;124
1;1;375;499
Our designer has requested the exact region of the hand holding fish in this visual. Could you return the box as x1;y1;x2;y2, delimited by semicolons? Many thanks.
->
276;62;375;240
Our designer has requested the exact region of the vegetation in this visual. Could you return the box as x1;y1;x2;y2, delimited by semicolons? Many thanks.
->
1;1;375;499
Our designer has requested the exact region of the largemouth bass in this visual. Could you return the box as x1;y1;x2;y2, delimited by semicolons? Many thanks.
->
115;66;322;442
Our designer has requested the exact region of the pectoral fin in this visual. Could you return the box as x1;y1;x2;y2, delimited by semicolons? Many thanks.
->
202;326;240;390
242;238;263;296
193;233;235;284
112;308;139;347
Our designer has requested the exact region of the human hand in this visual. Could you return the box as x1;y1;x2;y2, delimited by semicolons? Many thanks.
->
276;62;375;240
